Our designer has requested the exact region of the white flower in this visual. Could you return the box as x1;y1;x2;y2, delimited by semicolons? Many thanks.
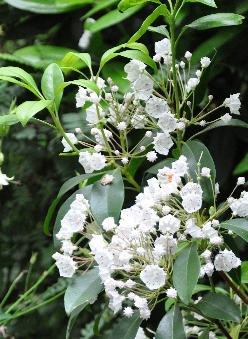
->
124;60;146;82
123;307;134;318
146;151;157;162
121;157;129;165
185;51;192;60
140;265;167;290
76;87;88;108
79;152;106;173
117;121;127;131
145;131;152;137
101;174;114;185
102;217;117;231
237;177;245;186
132;74;153;100
61;240;77;255
0;169;13;189
229;192;248;217
135;327;148;339
86;105;105;124
159;214;180;234
89;234;107;254
153;132;173;155
221;113;232;123
158;113;177;133
182;193;202;213
214;249;241;272
202;262;214;277
185;219;203;238
201;167;211;178
52;252;77;278
186;78;199;93
61;133;78;152
224;93;241;115
181;182;203;197
177;121;186;130
146;95;170;118
154;38;171;61
196;70;202;78
209;332;218;339
78;30;92;49
200;57;211;68
172;155;188;177
166;287;177;298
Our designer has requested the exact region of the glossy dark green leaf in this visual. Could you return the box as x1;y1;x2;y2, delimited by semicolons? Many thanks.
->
187;13;244;30
196;293;241;322
16;100;51;126
87;169;124;224
185;0;216;8
100;312;142;339
41;63;64;110
4;0;92;14
64;268;102;315
182;140;216;203
173;243;200;305
88;7;141;34
155;306;186;339
13;45;77;69
200;118;248;134
219;218;248;242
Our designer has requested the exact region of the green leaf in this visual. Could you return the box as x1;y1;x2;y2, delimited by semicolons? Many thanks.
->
145;159;174;176
219;218;248;242
64;268;103;315
4;0;93;14
187;13;245;30
64;79;99;94
182;140;216;204
100;312;142;339
41;63;64;110
128;5;170;43
173;243;200;305
241;261;248;284
0;66;40;96
199;118;248;134
66;304;86;339
185;0;216;8
86;169;124;224
13;45;77;70
196;293;241;322
230;325;241;339
0;114;20;126
99;42;148;71
88;7;141;34
199;329;210;339
118;49;157;71
155;306;186;339
148;25;170;38
16;100;51;126
118;0;160;12
60;52;92;72
82;0;118;19
234;153;248;175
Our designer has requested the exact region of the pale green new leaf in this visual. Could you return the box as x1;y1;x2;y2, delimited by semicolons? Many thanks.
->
118;0;160;12
41;63;64;110
155;306;186;339
128;4;170;43
16;100;51;126
187;13;244;30
241;261;248;284
173;243;200;305
60;52;92;72
118;49;157;71
185;0;216;8
0;114;20;126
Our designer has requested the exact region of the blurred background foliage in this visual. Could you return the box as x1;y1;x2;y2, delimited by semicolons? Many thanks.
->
0;0;248;338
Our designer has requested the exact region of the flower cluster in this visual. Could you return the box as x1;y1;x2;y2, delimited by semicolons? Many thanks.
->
60;39;241;189
53;156;244;319
52;193;90;277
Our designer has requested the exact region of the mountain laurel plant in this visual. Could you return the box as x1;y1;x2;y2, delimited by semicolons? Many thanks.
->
1;0;248;338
